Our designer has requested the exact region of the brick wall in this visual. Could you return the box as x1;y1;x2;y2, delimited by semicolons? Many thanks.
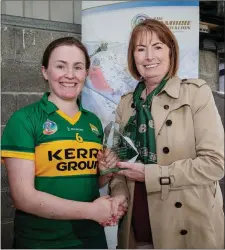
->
1;15;81;249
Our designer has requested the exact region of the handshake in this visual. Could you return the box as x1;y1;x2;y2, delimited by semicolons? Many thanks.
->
94;147;128;227
92;194;128;227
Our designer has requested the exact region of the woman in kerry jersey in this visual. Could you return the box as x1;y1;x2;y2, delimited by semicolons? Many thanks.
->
1;37;127;249
108;19;224;249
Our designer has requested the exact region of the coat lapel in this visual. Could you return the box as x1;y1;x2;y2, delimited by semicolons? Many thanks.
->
120;76;182;138
152;96;174;137
152;76;181;137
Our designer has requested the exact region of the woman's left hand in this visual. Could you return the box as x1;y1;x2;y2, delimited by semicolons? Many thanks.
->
116;162;145;182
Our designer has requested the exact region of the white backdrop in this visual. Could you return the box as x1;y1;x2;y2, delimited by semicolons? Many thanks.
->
82;1;199;128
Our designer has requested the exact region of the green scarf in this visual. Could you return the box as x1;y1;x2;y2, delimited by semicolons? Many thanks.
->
123;79;167;164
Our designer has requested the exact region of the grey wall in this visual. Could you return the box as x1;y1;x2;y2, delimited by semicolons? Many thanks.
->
199;50;219;91
1;0;82;24
1;15;81;249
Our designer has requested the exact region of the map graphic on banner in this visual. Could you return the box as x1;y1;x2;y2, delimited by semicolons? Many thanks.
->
81;1;199;127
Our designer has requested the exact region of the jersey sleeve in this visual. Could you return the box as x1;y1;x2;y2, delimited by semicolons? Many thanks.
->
1;110;35;161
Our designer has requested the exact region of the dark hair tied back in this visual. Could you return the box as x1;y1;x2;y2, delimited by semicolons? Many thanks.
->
42;37;90;70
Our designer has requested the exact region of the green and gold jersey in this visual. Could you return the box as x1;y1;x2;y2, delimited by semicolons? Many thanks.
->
1;93;105;249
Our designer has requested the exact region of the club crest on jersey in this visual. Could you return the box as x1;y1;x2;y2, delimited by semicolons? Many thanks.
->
43;119;58;135
89;123;99;135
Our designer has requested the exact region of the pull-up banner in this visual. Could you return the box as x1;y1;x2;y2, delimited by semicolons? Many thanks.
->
82;1;199;127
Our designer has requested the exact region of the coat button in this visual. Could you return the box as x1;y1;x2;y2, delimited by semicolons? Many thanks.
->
166;119;172;126
131;103;135;108
164;105;169;110
175;202;182;208
163;147;170;154
180;230;188;235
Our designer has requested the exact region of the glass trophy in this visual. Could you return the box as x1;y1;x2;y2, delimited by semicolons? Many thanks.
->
100;121;139;176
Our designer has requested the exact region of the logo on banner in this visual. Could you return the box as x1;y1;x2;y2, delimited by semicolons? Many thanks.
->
131;14;150;28
131;14;192;32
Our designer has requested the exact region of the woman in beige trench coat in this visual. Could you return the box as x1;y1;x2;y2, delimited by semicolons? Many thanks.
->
107;19;224;249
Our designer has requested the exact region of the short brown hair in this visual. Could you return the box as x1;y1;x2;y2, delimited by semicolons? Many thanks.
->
42;37;90;70
128;19;179;80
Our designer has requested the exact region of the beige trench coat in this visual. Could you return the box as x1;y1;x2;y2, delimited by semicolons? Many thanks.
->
109;76;224;249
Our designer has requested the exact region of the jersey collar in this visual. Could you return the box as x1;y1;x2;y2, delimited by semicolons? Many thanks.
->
40;92;86;114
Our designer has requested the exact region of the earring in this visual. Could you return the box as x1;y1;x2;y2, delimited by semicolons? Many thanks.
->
140;76;144;81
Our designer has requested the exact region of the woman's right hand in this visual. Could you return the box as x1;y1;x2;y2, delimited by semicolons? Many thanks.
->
97;148;119;175
90;195;113;224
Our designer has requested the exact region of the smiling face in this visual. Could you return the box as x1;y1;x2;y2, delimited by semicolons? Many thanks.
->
133;31;170;83
42;45;87;101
